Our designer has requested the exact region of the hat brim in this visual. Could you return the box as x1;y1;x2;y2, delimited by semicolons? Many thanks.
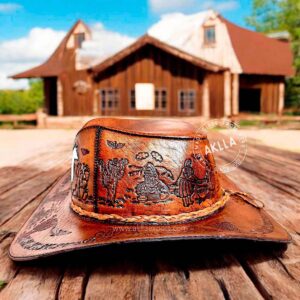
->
9;172;291;261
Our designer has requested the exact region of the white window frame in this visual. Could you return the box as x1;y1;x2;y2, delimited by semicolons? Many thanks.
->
204;26;216;45
74;32;85;48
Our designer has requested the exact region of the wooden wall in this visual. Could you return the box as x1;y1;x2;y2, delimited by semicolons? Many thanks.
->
93;44;225;117
239;75;285;114
42;42;285;118
207;73;225;118
56;49;93;116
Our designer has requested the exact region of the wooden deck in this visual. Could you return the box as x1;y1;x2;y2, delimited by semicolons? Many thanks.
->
0;134;300;299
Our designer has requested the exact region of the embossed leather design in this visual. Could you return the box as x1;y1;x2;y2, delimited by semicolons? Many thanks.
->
71;119;224;224
9;118;291;261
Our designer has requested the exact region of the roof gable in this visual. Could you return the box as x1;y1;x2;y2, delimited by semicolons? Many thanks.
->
90;34;225;75
149;11;294;76
12;20;90;79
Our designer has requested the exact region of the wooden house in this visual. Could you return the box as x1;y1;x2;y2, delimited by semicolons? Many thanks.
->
90;35;226;117
12;11;294;118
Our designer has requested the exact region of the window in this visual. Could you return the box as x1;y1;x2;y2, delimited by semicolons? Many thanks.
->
155;89;167;111
99;89;119;111
131;86;168;111
130;89;136;109
74;33;85;48
135;83;155;110
178;90;196;112
204;26;215;45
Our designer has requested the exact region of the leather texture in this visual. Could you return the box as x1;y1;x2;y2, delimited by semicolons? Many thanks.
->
71;118;225;224
9;118;291;261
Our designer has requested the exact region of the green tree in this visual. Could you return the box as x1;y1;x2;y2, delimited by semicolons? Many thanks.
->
0;79;44;114
246;0;300;109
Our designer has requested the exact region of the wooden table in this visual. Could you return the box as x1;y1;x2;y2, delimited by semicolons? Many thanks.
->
0;137;300;299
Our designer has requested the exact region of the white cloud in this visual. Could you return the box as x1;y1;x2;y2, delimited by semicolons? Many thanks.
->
0;27;66;89
0;3;22;13
78;22;136;67
149;0;239;14
0;23;135;89
0;73;28;89
0;27;66;64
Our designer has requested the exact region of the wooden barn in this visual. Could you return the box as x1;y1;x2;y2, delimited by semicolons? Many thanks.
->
90;35;226;117
12;11;294;118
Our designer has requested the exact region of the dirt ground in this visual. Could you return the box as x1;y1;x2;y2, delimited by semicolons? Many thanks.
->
1;128;300;167
238;129;300;153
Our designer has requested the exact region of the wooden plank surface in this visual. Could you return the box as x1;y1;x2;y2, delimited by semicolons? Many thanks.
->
0;134;300;300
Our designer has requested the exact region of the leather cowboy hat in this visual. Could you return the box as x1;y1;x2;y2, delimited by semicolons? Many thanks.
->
9;118;290;261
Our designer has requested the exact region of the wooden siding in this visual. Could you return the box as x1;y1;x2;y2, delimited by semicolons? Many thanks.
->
207;73;225;118
56;49;93;116
60;69;93;116
41;48;94;116
239;75;285;114
93;44;225;117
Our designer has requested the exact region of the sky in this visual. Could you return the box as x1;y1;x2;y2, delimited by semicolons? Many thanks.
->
0;0;253;89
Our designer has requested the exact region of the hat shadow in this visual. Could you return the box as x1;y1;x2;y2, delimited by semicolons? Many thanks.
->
15;239;288;275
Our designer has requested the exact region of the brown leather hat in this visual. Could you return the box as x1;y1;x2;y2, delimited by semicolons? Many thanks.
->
9;118;290;261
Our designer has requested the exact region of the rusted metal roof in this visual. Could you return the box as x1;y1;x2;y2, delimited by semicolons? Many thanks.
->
221;17;294;76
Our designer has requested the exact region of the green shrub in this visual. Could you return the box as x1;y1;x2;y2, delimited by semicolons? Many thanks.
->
0;80;44;114
0;280;7;291
286;77;300;109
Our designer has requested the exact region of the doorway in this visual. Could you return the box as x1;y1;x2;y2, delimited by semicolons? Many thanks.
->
239;88;261;113
44;77;58;115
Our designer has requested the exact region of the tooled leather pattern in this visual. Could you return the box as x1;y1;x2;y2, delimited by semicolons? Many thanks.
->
72;144;215;210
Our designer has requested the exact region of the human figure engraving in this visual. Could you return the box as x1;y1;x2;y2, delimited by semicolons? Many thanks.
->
98;158;128;205
175;158;213;206
72;162;90;202
175;159;196;207
194;158;214;203
134;162;169;202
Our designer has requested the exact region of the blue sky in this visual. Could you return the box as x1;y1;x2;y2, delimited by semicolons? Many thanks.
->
0;0;254;89
0;0;253;40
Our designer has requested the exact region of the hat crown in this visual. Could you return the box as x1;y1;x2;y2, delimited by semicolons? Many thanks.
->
71;118;224;224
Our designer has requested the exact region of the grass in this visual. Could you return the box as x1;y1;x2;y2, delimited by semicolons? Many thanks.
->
235;119;300;130
284;111;300;116
0;280;7;291
237;120;261;127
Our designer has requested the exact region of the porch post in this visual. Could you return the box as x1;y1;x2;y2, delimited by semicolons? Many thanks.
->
57;78;64;116
93;90;99;115
278;82;285;115
231;73;239;115
224;71;231;116
202;77;210;118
